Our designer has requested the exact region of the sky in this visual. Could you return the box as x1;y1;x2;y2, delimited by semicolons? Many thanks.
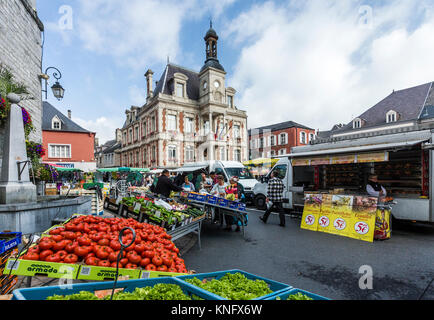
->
36;0;434;144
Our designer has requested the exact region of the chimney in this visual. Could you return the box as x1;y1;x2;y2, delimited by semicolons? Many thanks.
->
68;110;71;119
115;128;122;142
145;69;154;99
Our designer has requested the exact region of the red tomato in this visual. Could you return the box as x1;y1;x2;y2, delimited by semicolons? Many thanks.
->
157;265;168;272
78;236;92;246
143;243;153;251
152;256;163;267
162;256;173;267
168;267;178;273
39;239;53;251
120;258;128;265
45;254;61;263
134;243;145;254
108;252;119;262
124;243;136;252
23;252;40;261
85;252;96;260
64;254;78;264
145;264;156;271
98;238;110;246
56;250;68;259
127;253;142;265
110;262;122;268
140;258;151;267
64;231;76;240
98;260;111;267
65;242;77;253
96;248;109;260
39;250;54;261
110;240;121;251
74;246;89;257
28;245;40;254
65;223;76;231
125;263;138;269
52;240;66;251
49;228;61;235
51;235;64;242
172;247;179;254
143;250;155;259
85;257;100;266
75;223;84;232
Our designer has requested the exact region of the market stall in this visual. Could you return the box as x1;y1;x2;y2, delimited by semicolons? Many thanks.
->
4;214;189;288
284;130;434;239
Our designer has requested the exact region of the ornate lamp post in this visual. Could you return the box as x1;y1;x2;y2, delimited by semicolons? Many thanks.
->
41;67;65;101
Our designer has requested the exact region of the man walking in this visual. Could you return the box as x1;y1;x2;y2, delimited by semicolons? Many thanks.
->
259;171;286;227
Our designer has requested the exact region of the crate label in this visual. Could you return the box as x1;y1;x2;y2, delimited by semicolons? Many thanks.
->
141;271;150;279
77;265;140;280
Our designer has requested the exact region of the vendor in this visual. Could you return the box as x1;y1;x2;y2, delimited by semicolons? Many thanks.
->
154;169;183;198
366;174;387;198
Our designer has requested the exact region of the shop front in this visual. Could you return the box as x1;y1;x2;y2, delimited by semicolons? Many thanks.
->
287;130;433;224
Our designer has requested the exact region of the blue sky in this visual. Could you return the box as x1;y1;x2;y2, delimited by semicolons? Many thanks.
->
37;0;434;144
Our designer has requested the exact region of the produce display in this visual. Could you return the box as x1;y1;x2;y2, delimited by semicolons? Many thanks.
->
121;196;205;227
275;292;313;300
185;273;273;300
45;283;192;300
20;215;188;274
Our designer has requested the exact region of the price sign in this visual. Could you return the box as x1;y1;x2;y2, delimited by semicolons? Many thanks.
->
333;218;346;231
318;216;330;228
116;196;122;205
155;211;161;218
134;203;141;212
354;221;369;235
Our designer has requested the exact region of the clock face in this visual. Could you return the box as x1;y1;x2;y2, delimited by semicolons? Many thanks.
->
214;81;220;88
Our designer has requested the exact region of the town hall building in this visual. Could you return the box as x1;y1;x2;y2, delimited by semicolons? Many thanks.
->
118;24;249;169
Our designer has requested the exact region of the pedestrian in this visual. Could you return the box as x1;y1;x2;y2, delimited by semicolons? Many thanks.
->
211;175;227;225
200;172;213;192
209;171;218;186
182;175;195;192
223;177;246;232
259;171;286;227
154;169;184;198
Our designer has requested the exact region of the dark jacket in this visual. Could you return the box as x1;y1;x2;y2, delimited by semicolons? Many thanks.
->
155;174;183;198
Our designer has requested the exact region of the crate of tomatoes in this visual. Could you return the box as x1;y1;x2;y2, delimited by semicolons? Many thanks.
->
4;215;189;281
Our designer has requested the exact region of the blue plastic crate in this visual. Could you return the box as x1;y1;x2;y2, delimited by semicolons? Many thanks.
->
238;203;247;211
0;232;22;255
195;194;207;202
217;198;230;208
12;277;221;300
229;201;239;210
206;195;218;205
176;269;292;300
265;288;330;300
187;192;197;200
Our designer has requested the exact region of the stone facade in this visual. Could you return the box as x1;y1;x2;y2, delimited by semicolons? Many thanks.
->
0;0;44;143
119;26;248;169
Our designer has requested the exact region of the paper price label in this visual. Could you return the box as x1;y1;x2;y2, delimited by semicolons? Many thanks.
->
155;211;161;218
134;203;141;211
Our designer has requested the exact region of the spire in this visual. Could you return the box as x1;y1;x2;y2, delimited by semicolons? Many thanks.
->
200;23;225;73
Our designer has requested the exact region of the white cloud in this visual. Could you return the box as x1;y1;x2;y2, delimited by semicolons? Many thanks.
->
73;116;124;145
226;0;434;131
76;0;237;71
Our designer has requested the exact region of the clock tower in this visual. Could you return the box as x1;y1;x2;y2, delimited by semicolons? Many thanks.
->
199;22;227;106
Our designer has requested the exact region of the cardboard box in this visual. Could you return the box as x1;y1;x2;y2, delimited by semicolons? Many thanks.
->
4;258;79;279
76;265;141;281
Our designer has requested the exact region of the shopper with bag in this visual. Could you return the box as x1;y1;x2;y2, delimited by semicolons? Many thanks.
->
259;171;286;227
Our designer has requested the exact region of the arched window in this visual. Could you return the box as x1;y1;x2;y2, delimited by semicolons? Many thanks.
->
386;110;398;123
353;118;362;129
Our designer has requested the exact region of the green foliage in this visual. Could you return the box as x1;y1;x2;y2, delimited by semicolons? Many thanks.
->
46;284;192;300
185;273;273;300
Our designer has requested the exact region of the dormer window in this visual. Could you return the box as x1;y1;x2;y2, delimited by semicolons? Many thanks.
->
386;110;398;123
52;116;61;130
353;118;362;129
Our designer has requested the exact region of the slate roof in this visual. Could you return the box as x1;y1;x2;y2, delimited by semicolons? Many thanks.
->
102;141;122;154
42;101;91;133
153;64;201;101
249;121;314;135
323;81;434;137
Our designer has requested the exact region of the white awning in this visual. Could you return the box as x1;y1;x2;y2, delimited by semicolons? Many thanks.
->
172;165;207;173
287;139;428;158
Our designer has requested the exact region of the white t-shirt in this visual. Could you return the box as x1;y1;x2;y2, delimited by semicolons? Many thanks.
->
211;183;227;196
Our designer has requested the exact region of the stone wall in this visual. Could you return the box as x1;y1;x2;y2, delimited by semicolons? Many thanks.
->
0;0;44;143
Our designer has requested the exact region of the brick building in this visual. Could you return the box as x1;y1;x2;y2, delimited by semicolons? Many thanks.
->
41;102;96;172
119;24;248;168
249;121;315;159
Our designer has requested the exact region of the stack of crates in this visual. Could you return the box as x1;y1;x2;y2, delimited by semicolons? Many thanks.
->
0;232;22;295
81;189;104;216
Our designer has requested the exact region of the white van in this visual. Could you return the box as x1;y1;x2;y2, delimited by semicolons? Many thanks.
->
252;157;307;210
173;161;258;202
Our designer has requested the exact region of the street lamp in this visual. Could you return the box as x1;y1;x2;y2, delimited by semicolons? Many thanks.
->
41;67;65;101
